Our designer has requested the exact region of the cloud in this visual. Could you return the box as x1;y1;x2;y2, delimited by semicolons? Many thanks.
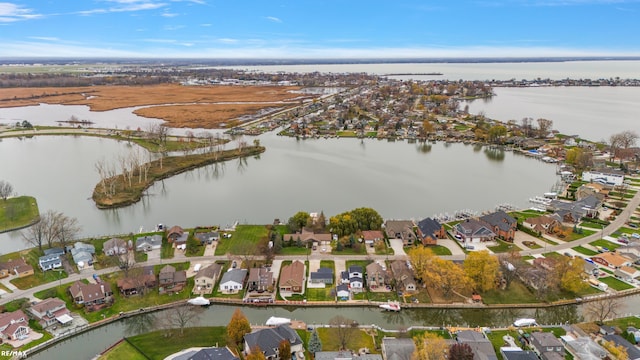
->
0;2;42;22
76;1;168;15
266;16;282;23
163;24;185;30
200;23;211;26
161;12;179;17
217;38;238;44
27;36;61;42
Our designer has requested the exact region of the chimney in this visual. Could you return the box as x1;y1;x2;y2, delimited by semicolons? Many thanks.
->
100;285;105;294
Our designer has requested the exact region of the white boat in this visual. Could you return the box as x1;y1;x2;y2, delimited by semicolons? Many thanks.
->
187;296;210;306
265;316;291;326
379;301;401;312
513;318;537;327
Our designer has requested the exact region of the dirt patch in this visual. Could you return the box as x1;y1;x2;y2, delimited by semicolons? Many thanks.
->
0;84;313;128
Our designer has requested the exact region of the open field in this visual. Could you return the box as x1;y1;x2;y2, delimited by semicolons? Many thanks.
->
0;196;40;232
0;84;312;128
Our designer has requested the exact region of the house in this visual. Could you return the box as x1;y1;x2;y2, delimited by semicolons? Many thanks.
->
0;258;34;278
70;242;95;266
563;336;608;360
549;195;601;223
28;298;72;329
219;269;247;294
501;349;539;360
390;260;417;293
336;284;350;300
167;225;189;245
361;230;384;247
366;262;388;289
243;325;304;360
248;267;274;292
194;263;223;295
117;268;157;296
614;266;640;282
479;210;517;242
135;235;162;252
582;170;625;187
522;215;561;235
103;237;128;256
456;330;498;360
68;281;113;311
0;310;29;341
158;265;187;294
384;220;417;246
529;332;565;360
44;247;65;257
381;337;416;360
178;347;240;360
602;334;640;360
38;253;63;271
279;260;305;294
416;217;445;245
194;231;219;245
454;219;496;243
591;252;632;269
309;267;334;285
282;228;332;248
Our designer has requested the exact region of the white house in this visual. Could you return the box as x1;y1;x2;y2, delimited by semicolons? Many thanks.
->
135;235;162;252
219;269;247;294
38;254;62;271
582;170;625;187
336;284;350;300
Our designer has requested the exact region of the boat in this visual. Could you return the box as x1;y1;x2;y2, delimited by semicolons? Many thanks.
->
265;316;291;326
513;318;537;327
379;301;401;312
187;296;211;306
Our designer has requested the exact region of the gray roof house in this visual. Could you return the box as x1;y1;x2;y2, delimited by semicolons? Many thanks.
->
454;219;496;243
384;220;417;246
501;350;539;360
603;334;640;360
71;242;95;266
171;346;239;360
194;263;223;295
219;269;247;294
135;235;162;252
315;352;381;360
44;248;65;257
243;325;304;360
38;254;62;271
103;237;128;256
479;210;517;241
529;332;565;360
194;231;219;245
456;330;498;360
549;195;601;223
381;337;415;360
564;336;607;360
366;262;388;289
310;267;333;285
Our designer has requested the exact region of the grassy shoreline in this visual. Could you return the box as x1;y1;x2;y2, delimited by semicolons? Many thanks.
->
92;145;265;209
0;196;40;233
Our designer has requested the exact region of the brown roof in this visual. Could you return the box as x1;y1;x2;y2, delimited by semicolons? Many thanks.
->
0;310;26;329
167;226;184;237
30;298;66;314
280;260;305;287
593;252;631;267
1;258;33;274
195;263;222;280
362;230;384;241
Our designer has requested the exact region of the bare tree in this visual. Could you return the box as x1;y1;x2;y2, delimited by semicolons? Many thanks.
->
536;118;553;138
147;123;169;145
54;212;81;250
22;210;80;252
0;180;15;201
329;315;358;351
584;296;622;324
160;302;204;336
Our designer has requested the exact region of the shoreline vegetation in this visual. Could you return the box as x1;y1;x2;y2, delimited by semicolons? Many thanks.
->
92;145;265;209
0;196;40;233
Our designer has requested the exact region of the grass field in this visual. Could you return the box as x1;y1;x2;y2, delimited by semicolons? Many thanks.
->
127;327;228;360
101;340;147;360
8;249;68;290
572;246;598;256
487;240;521;253
482;280;539;304
599;276;634;291
215;225;270;255
317;328;377;353
0;196;39;232
430;245;452;256
589;239;621;251
307;287;334;301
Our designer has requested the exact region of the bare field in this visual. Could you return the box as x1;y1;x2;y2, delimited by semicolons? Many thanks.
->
0;84;310;128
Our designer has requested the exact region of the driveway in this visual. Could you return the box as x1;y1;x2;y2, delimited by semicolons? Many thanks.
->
438;238;465;256
388;239;406;256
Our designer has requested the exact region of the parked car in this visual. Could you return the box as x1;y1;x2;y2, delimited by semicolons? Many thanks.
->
465;244;475;250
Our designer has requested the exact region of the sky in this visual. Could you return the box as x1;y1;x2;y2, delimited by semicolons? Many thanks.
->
1;0;640;59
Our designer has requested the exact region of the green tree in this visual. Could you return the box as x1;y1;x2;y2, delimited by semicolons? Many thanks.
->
186;235;200;255
308;330;322;354
246;347;267;360
463;250;501;292
288;211;311;232
226;308;252;347
487;125;507;144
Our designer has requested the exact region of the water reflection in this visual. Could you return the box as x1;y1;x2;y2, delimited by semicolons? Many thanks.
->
416;143;432;153
473;144;483;152
484;147;505;161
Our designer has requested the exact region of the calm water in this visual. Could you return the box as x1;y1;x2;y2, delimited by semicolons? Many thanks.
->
0;133;558;253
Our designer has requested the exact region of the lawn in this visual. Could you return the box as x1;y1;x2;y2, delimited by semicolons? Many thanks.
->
599;276;634;291
572;246;598;256
430;245;452;256
101;340;148;360
317;328;377;353
280;246;312;256
482;280;539;304
487;240;521;253
307;287;334;301
0;196;40;232
606;316;640;330
127;327;228;360
589;239;621;251
214;225;269;255
367;291;397;302
9;249;69;290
